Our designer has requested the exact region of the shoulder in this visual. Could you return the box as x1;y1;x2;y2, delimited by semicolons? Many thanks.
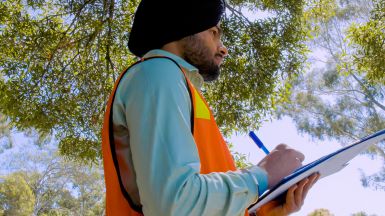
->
116;57;189;100
129;57;185;85
113;57;192;128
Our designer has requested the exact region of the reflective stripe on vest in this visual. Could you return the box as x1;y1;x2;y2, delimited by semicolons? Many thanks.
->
102;56;246;215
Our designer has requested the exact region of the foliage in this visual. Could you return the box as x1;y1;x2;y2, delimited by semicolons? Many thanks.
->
0;114;12;151
0;144;105;215
0;0;310;162
0;0;135;162
228;142;253;169
351;212;378;216
276;0;385;190
360;166;385;191
0;172;35;216
348;0;385;85
233;152;253;169
278;64;385;152
307;208;334;216
210;0;310;135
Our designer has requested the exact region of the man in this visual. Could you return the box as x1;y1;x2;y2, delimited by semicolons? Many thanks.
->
102;0;319;215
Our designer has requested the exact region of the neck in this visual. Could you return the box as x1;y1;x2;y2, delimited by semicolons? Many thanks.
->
161;41;184;58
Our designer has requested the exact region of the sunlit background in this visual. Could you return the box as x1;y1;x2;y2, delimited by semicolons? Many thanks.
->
232;117;385;215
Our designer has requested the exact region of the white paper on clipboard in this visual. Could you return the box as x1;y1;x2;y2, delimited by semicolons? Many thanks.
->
248;129;385;212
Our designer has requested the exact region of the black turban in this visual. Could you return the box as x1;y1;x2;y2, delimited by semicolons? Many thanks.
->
128;0;226;57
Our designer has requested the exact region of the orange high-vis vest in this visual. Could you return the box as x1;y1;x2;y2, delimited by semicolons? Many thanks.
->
102;56;247;215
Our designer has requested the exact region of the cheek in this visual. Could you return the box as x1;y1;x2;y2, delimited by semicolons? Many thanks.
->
199;33;218;54
209;37;220;52
204;40;218;57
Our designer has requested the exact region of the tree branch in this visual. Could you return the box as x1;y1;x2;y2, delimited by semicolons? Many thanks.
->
350;72;385;111
225;4;253;27
106;0;116;81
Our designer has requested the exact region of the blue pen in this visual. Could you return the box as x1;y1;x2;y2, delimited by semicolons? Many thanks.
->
249;131;270;155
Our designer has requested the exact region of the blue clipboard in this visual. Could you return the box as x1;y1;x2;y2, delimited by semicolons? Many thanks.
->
248;129;385;212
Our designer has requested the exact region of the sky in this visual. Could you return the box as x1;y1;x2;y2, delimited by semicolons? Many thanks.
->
232;116;385;215
230;6;385;215
3;113;383;215
1;4;383;216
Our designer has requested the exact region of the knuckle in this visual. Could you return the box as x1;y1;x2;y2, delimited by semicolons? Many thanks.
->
276;143;288;149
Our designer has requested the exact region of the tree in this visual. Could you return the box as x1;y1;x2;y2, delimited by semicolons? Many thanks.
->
360;166;385;191
0;172;35;216
348;0;385;85
279;63;385;154
228;142;253;169
0;0;311;162
307;208;334;216
0;143;105;215
0;114;12;151
352;212;378;216
0;168;105;216
277;0;385;190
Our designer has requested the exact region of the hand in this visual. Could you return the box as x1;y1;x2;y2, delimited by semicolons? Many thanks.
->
257;144;305;188
255;173;320;216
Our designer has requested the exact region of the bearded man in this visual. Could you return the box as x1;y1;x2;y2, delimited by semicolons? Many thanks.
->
101;0;318;215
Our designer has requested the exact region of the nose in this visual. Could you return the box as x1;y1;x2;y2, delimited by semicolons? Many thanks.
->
219;42;228;57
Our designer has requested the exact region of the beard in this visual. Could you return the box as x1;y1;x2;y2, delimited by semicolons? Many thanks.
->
181;35;221;82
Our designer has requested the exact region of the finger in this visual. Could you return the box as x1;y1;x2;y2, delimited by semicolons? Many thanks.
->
275;143;289;150
296;151;305;162
287;148;305;163
302;173;319;198
285;184;298;213
285;175;319;214
306;173;320;191
315;173;321;182
295;157;303;164
295;178;308;206
309;173;320;185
